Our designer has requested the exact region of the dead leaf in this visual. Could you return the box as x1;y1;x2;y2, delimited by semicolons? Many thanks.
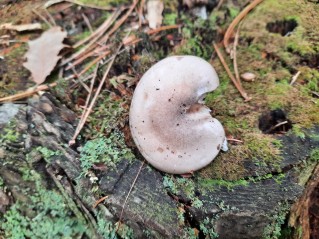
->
0;23;42;32
146;0;164;29
23;27;67;85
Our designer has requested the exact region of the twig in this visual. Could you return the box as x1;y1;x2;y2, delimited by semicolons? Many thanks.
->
98;0;139;44
0;83;56;103
68;44;122;145
65;44;110;70
265;121;288;133
69;63;99;145
45;0;115;10
290;71;301;85
61;10;120;67
93;195;109;208
43;7;56;26
312;91;319;98
82;13;93;33
32;8;52;27
73;11;119;49
77;50;111;77
216;0;225;11
226;138;243;143
213;42;251;101
69;65;90;92
232;26;241;86
138;0;146;28
118;160;145;227
147;25;180;35
223;0;264;52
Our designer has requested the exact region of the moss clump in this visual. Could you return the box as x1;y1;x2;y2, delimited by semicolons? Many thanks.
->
84;93;129;138
199;177;249;191
0;121;19;146
173;16;216;60
200;133;282;180
163;175;203;209
79;129;135;175
0;170;87;238
0;44;30;98
310;148;319;161
96;212;134;239
262;203;290;239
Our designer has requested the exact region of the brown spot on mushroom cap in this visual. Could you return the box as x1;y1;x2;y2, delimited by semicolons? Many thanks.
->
129;55;225;174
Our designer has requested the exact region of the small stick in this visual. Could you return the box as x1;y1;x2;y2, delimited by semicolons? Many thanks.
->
117;160;145;228
290;71;301;85
82;13;93;33
77;50;111;77
226;138;243;143
45;0;115;10
68;44;122;145
61;11;120;66
233;26;241;86
147;25;180;35
0;83;56;103
32;8;52;27
213;42;251;101
265;121;288;133
93;195;109;208
216;0;225;11
43;7;56;26
74;11;119;49
138;0;146;28
223;0;264;51
65;44;109;70
98;0;139;44
312;91;319;98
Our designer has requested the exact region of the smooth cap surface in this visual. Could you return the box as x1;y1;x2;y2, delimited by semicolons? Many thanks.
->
129;55;225;174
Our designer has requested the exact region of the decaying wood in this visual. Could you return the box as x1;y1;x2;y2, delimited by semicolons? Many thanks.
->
1;94;319;238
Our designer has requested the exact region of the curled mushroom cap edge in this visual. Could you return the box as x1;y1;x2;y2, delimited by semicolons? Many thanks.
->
129;55;226;174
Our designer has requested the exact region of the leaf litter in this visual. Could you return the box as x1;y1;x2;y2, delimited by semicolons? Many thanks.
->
23;26;67;85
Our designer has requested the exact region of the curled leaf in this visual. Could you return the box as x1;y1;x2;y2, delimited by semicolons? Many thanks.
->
23;27;67;85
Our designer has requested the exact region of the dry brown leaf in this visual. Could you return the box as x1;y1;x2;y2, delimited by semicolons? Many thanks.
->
0;23;42;32
146;0;164;29
23;27;67;85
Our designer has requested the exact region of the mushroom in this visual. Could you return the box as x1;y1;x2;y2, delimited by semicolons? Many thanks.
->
129;55;226;174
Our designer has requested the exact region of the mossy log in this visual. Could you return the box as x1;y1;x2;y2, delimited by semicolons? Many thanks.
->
0;94;318;238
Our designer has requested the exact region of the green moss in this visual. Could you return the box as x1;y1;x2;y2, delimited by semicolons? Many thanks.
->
163;13;177;25
0;170;87;238
0;120;19;146
266;82;293;110
0;44;30;97
79;129;134;175
310;133;319;141
163;175;204;209
263;203;290;239
173;16;214;60
84;93;129;138
291;125;306;139
96;212;134;239
36;147;61;162
199;218;219;239
310;148;319;161
301;68;319;92
199;178;249;191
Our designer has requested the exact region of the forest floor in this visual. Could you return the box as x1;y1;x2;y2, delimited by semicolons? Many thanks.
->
0;0;319;238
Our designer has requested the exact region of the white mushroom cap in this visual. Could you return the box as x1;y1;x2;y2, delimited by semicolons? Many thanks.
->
129;55;225;174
